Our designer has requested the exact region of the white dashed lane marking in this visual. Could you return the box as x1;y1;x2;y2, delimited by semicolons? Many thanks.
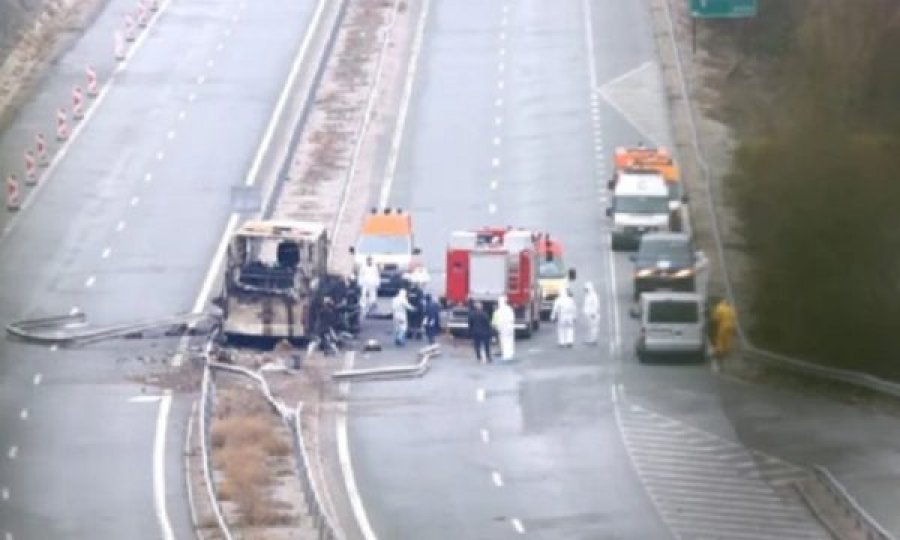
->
491;471;504;487
32;373;42;386
84;276;96;288
1;487;8;500
156;151;164;161
19;409;28;421
167;130;175;140
480;429;490;444
101;247;111;259
488;203;497;214
145;172;153;182
116;220;126;232
616;402;831;540
7;447;17;460
510;518;525;534
196;75;205;85
130;196;140;207
476;388;486;402
188;92;196;102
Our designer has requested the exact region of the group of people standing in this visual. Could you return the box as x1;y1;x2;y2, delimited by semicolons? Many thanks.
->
357;256;441;347
466;281;602;364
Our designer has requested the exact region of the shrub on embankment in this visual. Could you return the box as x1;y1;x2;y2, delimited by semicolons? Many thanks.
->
721;0;900;378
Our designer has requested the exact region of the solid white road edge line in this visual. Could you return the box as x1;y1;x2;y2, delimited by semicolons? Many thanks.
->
379;0;432;208
337;352;379;540
154;392;175;540
243;0;327;188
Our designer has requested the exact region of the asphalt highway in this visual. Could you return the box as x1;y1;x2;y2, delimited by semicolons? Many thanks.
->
341;0;882;538
0;0;316;537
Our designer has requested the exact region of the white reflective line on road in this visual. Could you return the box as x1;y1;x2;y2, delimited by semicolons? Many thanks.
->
130;196;140;207
480;428;490;444
19;409;27;420
156;151;164;161
85;276;96;288
68;306;79;316
490;180;498;190
145;172;153;182
495;97;504;107
188;92;196;102
32;373;42;385
167;130;175;140
499;32;506;41
116;220;126;232
476;388;486;402
493;136;502;146
491;471;504;487
488;203;497;214
231;14;239;22
510;518;526;534
499;47;506;57
7;446;17;460
494;116;503;126
498;79;505;90
502;4;509;13
501;17;508;27
498;62;505;72
196;75;205;85
492;157;501;168
206;59;214;68
216;42;224;51
225;28;232;37
4;531;10;540
154;393;175;540
1;487;8;500
178;111;186;120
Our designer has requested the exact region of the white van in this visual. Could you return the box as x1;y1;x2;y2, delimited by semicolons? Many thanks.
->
607;172;671;250
634;291;707;363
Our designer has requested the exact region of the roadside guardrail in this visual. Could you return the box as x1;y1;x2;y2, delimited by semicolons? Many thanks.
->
656;0;900;401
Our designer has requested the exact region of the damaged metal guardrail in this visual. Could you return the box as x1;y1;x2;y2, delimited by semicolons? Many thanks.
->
657;0;900;401
6;311;213;346
204;358;341;540
332;344;441;381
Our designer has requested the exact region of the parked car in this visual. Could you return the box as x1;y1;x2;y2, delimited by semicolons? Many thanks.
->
634;291;707;363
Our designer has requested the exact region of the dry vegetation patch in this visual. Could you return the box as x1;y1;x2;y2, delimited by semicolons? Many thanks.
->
211;383;299;531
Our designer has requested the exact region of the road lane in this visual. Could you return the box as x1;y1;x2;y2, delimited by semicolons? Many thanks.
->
343;0;838;538
0;0;318;537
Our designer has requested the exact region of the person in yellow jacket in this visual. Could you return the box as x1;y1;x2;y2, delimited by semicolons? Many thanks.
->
711;298;737;359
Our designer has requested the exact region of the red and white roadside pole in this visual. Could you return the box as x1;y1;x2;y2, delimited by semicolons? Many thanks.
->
24;150;37;186
72;86;85;120
6;174;21;211
124;14;136;42
56;108;69;141
137;2;149;28
86;66;98;97
114;30;126;61
35;133;49;167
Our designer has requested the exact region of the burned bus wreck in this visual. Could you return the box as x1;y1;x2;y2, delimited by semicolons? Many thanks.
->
218;220;330;343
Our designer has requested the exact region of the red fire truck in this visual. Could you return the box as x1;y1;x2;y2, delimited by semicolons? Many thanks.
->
443;227;541;338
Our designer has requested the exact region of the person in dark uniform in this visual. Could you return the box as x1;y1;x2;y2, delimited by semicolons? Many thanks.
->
317;297;338;355
468;301;493;363
406;283;425;340
423;294;441;345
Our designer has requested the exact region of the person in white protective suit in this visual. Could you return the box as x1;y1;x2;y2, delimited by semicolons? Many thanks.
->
391;288;414;346
492;295;516;361
358;256;380;315
551;288;577;347
582;282;600;345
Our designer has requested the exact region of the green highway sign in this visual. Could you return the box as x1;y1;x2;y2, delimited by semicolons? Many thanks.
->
690;0;758;18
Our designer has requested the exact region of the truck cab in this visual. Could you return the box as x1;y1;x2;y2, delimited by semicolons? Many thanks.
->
444;228;540;338
350;208;421;295
535;234;569;320
608;172;672;251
